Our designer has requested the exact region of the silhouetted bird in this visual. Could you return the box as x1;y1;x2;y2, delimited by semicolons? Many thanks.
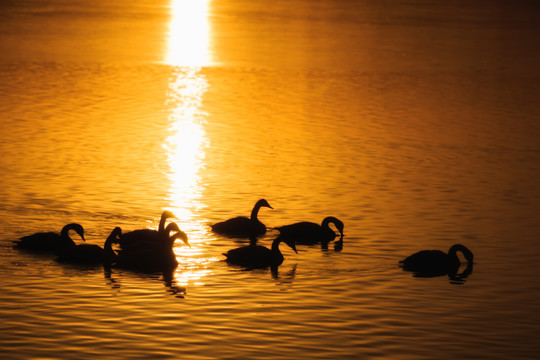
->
119;221;187;252
211;199;273;238
114;229;189;272
276;216;344;244
13;223;85;252
223;235;297;269
399;244;474;275
57;227;122;265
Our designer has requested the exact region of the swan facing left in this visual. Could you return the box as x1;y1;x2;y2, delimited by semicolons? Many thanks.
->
13;223;85;253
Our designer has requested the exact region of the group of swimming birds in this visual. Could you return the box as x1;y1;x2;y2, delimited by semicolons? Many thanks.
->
13;199;474;276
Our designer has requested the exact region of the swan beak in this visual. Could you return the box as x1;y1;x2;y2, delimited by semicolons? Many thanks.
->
285;239;297;254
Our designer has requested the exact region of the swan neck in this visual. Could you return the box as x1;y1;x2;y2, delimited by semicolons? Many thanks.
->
158;215;167;234
60;226;77;247
449;244;473;263
251;203;262;221
321;218;331;229
271;237;282;254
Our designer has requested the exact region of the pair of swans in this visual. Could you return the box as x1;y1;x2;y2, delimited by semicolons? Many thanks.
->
14;223;121;265
14;211;189;271
213;199;344;269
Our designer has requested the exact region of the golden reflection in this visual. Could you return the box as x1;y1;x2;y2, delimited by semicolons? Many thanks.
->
166;0;211;66
165;0;213;285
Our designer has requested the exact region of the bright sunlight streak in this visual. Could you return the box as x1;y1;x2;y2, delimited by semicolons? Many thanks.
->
164;1;212;285
166;0;211;66
164;68;208;223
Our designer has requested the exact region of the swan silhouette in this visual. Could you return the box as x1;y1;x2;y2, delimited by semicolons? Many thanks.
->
211;199;273;238
13;223;85;252
276;216;344;244
118;221;187;252
114;229;189;272
56;227;122;265
399;244;474;275
223;235;297;269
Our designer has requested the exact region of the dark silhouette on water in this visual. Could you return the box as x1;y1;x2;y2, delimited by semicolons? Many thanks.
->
118;210;178;251
399;244;474;280
57;227;121;265
275;216;344;244
113;228;189;273
13;223;85;253
119;221;186;253
223;235;297;269
211;199;273;238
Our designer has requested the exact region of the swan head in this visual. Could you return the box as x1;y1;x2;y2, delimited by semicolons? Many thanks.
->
332;218;344;236
171;230;190;247
111;227;123;242
449;244;474;263
283;237;297;254
322;217;344;236
256;199;273;209
165;222;181;235
161;210;175;221
65;223;85;242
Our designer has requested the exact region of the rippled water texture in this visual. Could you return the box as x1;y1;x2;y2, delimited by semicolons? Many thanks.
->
1;0;540;359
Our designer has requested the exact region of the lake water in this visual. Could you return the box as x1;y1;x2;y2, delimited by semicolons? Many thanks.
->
1;0;540;359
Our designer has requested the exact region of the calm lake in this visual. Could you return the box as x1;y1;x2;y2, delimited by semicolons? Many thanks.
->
1;0;540;359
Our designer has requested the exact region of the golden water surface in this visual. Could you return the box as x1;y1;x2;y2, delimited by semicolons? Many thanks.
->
1;0;540;359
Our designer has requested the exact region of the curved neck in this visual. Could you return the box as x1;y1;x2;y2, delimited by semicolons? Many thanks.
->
60;225;78;246
271;237;282;254
251;203;262;221
158;214;168;234
104;232;117;260
449;244;473;263
321;217;333;229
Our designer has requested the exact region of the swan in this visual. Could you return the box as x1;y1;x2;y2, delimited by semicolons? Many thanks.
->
114;229;189;272
13;223;85;252
276;216;344;244
118;221;187;252
399;244;474;275
56;227;122;265
211;199;273;237
223;235;297;269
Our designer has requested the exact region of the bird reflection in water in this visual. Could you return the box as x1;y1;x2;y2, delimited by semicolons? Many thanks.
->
103;266;187;298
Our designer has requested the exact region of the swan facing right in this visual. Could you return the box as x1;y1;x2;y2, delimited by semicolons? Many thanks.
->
211;199;273;238
13;223;85;253
275;216;344;244
223;236;297;269
399;244;474;275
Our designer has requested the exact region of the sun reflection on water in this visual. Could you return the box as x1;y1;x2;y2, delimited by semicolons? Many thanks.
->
166;0;211;67
164;0;213;285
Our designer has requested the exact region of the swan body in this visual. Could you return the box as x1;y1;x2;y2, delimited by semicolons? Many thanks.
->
57;227;122;265
13;223;85;252
114;229;189;272
119;222;186;252
117;211;180;250
399;244;474;275
276;216;344;244
223;236;297;269
211;199;273;238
